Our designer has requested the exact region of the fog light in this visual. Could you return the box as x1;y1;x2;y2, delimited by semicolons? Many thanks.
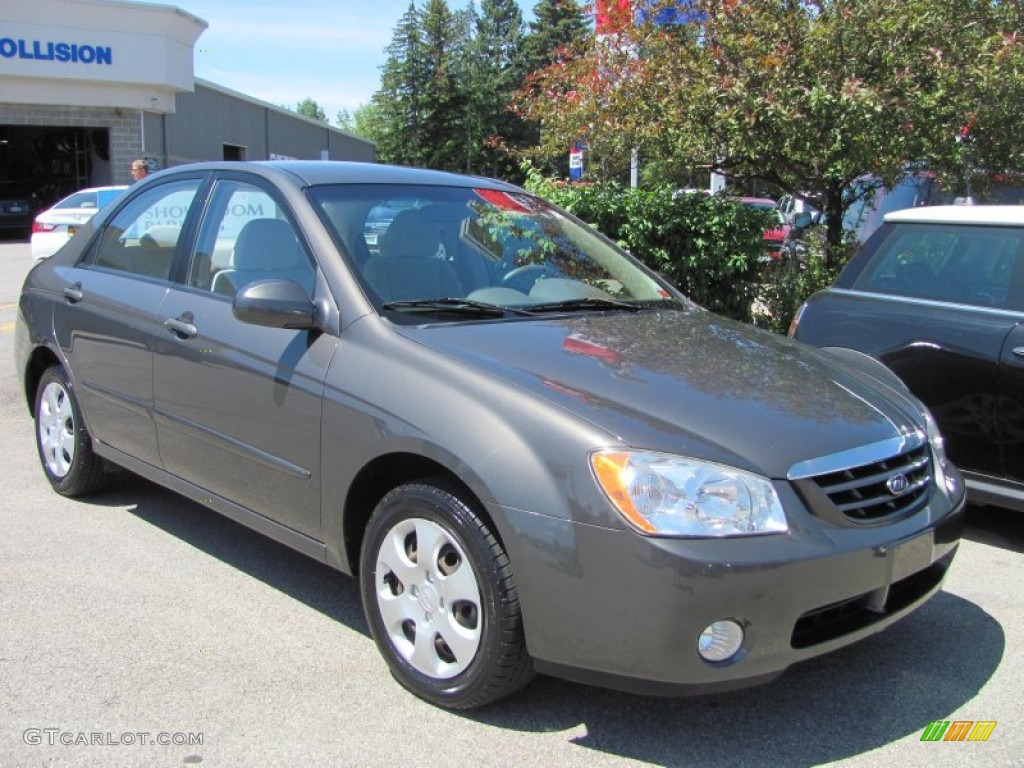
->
697;620;744;662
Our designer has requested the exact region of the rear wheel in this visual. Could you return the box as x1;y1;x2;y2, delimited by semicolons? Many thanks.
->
34;365;108;496
360;480;534;709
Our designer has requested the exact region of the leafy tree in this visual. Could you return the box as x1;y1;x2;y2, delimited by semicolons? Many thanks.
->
515;0;1024;264
353;103;388;140
335;105;381;140
295;97;327;123
525;167;765;321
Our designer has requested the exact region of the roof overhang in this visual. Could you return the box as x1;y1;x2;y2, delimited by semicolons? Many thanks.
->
1;0;207;113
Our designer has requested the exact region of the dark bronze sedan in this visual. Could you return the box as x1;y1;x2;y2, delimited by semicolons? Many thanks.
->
16;162;965;709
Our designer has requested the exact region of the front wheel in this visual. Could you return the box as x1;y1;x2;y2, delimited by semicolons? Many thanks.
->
34;365;108;496
360;480;534;709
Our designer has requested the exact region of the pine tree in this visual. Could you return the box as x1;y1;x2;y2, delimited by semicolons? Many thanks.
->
517;0;590;177
372;2;429;166
370;1;469;170
461;0;526;177
419;0;466;171
369;0;589;177
522;0;589;75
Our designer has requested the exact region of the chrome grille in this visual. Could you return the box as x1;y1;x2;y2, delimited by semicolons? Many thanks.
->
809;444;932;521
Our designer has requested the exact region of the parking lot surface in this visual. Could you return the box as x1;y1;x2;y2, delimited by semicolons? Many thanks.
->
1;239;1021;767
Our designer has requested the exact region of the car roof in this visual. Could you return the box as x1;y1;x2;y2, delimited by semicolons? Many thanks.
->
883;205;1024;225
147;161;523;191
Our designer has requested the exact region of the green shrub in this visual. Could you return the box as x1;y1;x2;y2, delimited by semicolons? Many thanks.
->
525;170;767;323
752;230;846;335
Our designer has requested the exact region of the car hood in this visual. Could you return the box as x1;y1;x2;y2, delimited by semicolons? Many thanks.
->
397;309;924;478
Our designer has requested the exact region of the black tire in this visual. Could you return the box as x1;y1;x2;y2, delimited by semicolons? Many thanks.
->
359;479;534;709
34;365;108;497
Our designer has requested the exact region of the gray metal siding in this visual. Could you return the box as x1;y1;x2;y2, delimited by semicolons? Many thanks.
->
166;85;267;164
267;110;328;160
142;111;166;163
161;82;375;166
329;130;375;162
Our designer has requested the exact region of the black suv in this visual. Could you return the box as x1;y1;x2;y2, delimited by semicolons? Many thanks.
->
792;205;1024;512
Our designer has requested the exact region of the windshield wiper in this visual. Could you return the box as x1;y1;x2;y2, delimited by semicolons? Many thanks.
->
381;298;531;317
524;297;643;313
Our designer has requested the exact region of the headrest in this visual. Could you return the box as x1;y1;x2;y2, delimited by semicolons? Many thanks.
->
380;209;444;259
233;218;300;270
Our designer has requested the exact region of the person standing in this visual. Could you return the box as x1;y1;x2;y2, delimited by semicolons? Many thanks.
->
131;159;150;182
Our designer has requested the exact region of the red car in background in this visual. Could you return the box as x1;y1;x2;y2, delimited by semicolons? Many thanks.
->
739;197;790;261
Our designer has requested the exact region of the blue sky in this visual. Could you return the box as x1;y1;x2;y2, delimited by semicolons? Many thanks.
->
157;0;537;124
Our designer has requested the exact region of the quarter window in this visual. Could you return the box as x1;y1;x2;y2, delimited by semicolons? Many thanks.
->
90;180;199;280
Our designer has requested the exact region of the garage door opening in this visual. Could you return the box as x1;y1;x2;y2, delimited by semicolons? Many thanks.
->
223;143;246;161
0;125;112;216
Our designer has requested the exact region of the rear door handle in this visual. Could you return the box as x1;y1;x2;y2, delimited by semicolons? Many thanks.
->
63;283;83;303
164;315;198;339
1013;347;1024;358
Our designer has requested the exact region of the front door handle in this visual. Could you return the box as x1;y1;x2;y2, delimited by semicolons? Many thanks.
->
1013;347;1024;358
164;314;198;339
63;283;83;303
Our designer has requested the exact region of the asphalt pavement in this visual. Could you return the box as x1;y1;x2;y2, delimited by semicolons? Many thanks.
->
1;237;1021;767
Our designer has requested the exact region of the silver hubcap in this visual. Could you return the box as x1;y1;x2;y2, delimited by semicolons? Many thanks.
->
375;517;482;679
38;381;75;478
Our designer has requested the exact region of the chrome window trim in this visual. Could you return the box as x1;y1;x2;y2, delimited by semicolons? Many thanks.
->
825;287;1024;319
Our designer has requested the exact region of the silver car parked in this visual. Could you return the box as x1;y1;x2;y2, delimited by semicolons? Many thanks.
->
16;161;966;709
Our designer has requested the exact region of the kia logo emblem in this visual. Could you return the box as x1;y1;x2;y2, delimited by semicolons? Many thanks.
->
886;473;910;495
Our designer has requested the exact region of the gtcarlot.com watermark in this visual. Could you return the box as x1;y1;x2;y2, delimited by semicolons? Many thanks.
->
23;728;203;747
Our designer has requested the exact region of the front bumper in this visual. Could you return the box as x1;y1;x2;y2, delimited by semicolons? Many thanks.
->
496;486;965;696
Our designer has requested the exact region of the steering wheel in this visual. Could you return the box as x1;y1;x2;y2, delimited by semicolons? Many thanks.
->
501;264;558;293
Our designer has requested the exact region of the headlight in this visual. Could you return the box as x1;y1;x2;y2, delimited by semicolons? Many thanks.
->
590;451;788;537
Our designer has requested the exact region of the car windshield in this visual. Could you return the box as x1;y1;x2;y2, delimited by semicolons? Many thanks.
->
308;184;681;316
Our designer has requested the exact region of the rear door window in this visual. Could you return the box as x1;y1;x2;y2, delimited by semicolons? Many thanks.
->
88;179;200;281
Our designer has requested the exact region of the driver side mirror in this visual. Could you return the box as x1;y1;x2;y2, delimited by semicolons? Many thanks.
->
232;279;318;330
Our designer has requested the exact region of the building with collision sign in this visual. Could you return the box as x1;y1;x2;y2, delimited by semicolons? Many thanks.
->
1;0;375;215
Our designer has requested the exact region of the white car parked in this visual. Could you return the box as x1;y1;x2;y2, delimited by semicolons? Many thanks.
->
30;185;128;261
